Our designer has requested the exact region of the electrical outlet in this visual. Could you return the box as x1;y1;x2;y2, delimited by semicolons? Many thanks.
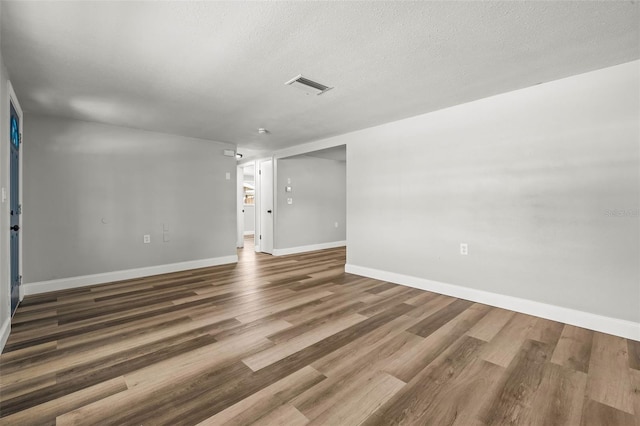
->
144;234;151;244
460;243;468;255
287;198;293;205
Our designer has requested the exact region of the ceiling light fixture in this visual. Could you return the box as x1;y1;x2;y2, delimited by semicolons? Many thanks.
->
285;74;333;95
258;128;268;135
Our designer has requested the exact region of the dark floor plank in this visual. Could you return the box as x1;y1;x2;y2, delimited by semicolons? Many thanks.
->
368;335;486;425
628;339;640;370
551;325;594;374
406;298;474;338
480;339;553;425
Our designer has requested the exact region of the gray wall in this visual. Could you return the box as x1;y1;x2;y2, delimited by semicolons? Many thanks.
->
275;155;346;249
23;114;238;283
0;14;12;339
328;61;639;323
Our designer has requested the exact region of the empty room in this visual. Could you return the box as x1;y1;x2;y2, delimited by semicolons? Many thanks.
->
0;1;639;425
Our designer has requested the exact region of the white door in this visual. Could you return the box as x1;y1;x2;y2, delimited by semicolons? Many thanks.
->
259;160;274;254
236;166;244;248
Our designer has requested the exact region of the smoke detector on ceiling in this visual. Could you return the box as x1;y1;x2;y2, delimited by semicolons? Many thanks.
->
285;75;333;96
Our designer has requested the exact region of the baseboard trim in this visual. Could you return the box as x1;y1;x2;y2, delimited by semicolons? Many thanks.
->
273;241;346;256
345;264;640;341
23;255;239;296
0;317;10;354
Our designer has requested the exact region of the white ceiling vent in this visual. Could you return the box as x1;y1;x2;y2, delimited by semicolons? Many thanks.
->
285;75;333;95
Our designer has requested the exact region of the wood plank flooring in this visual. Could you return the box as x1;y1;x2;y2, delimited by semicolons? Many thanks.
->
1;236;638;425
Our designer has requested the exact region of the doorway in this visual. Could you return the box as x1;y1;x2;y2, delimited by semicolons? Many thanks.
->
273;145;346;255
237;163;256;250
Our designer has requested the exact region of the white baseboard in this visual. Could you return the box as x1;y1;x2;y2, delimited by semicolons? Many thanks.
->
244;231;255;236
0;317;10;354
345;264;640;341
23;255;238;296
273;241;346;256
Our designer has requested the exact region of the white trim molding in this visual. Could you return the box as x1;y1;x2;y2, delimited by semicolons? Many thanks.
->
0;317;10;354
345;264;640;341
273;241;346;257
23;255;238;296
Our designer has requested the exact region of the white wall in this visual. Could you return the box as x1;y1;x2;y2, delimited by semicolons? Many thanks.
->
244;204;255;234
302;61;639;337
275;155;346;253
22;114;238;288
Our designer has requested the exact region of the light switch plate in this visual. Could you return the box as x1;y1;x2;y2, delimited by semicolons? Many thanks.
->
225;172;231;180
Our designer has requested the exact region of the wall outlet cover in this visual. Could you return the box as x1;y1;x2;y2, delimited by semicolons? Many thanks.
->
144;235;151;244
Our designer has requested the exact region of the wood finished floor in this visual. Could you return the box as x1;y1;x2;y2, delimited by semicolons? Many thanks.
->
1;237;639;425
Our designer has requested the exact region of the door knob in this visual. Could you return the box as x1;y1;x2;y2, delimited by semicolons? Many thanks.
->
267;210;272;213
10;225;19;232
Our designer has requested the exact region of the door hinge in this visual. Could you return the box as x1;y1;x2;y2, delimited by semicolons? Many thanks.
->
19;133;22;145
18;275;22;285
259;170;262;175
260;235;262;240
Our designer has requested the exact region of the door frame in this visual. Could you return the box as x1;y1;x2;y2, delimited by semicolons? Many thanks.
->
7;80;24;310
236;165;245;248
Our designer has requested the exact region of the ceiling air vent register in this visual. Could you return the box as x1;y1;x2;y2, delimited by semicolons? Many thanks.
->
285;75;333;95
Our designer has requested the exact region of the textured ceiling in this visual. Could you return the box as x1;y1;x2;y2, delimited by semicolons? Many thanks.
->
1;1;638;157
